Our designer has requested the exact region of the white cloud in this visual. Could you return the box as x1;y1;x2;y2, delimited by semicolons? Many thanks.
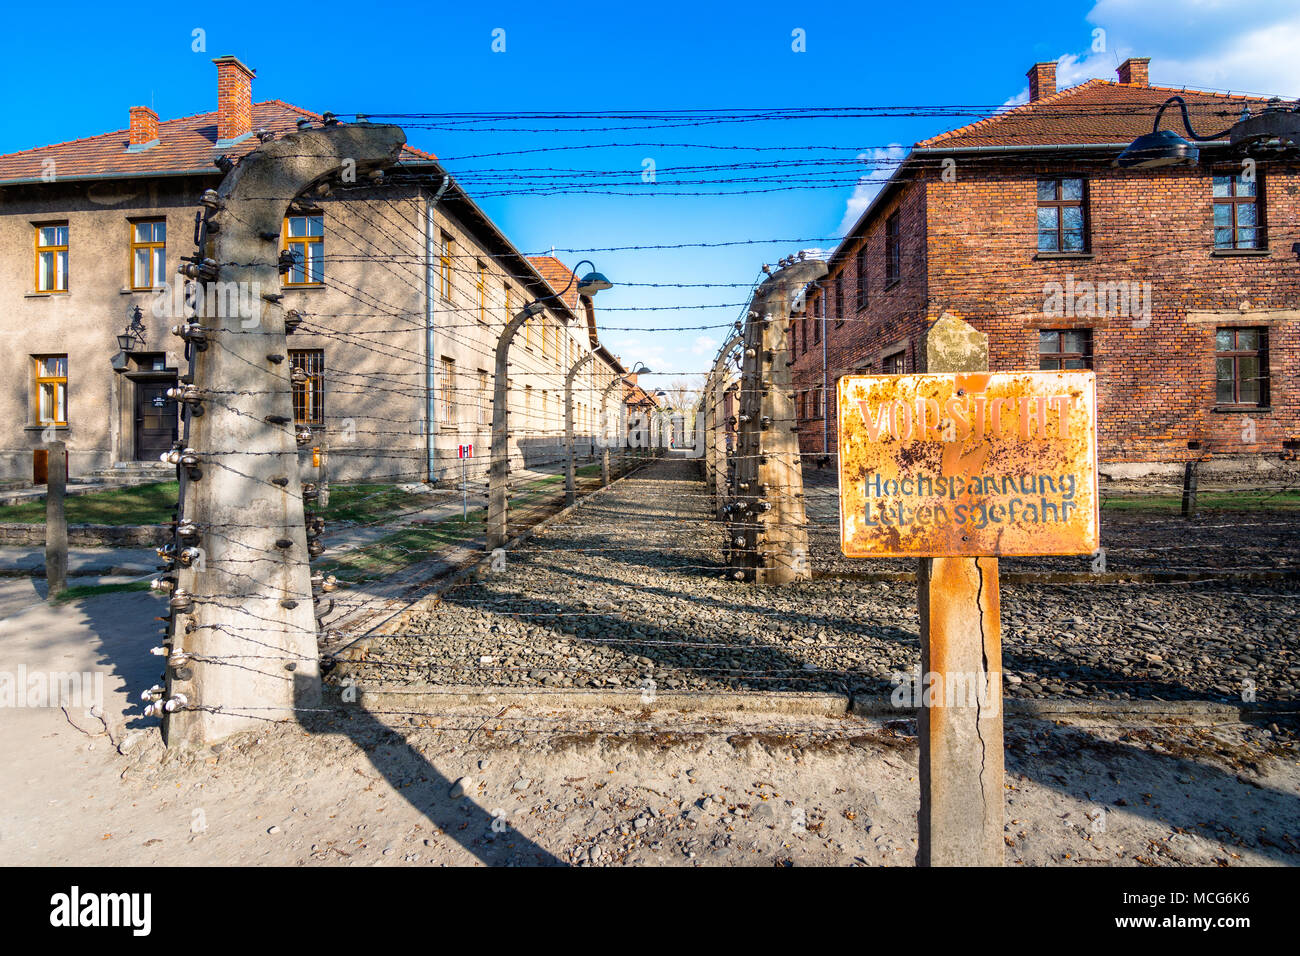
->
1001;2;1299;107
837;145;907;235
691;335;717;357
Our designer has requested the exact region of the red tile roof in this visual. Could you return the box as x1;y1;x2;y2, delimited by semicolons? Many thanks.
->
0;101;435;185
916;79;1273;150
525;255;581;310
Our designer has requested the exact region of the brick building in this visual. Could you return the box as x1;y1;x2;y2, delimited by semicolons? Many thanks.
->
792;57;1299;475
0;56;637;486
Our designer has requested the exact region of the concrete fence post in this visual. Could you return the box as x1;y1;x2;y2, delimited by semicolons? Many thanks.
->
160;122;406;747
564;352;595;505
725;258;822;584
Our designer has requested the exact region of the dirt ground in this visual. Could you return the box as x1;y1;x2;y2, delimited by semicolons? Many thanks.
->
2;701;1296;867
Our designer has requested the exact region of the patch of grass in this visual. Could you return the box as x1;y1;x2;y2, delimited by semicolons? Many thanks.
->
318;510;484;585
1102;489;1300;512
50;579;153;604
319;483;444;526
0;482;179;525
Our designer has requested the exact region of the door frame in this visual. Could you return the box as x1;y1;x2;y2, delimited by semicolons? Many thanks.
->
127;371;179;461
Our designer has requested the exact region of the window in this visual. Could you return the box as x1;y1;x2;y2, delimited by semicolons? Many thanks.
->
35;224;68;293
438;232;453;299
883;350;906;375
34;355;68;426
541;320;550;360
885;212;901;286
524;385;533;423
1213;173;1260;250
1216;328;1267;406
815;386;824;420
477;369;489;425
130;220;166;290
476;260;487;322
440;356;456;422
289;349;324;425
830;275;842;333
1038;329;1093;370
855;248;868;313
1036;178;1087;253
284;215;323;285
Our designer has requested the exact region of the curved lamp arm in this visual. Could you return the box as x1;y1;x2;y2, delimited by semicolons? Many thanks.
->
1151;96;1236;142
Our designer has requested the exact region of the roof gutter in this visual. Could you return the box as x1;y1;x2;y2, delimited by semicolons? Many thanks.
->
0;165;221;188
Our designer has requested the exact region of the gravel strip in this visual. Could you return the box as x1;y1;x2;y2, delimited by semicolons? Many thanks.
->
346;458;1299;704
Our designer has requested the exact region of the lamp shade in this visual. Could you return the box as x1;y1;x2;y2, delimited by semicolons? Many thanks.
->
117;333;135;351
1116;129;1200;168
576;271;613;296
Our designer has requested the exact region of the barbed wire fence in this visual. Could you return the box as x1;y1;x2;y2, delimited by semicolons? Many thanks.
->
133;101;1300;748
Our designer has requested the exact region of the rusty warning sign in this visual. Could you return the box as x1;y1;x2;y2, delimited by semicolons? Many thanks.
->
837;371;1099;558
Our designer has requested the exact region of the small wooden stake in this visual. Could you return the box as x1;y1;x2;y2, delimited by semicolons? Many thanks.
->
44;440;68;601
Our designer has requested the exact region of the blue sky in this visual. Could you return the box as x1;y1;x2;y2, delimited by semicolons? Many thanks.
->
2;0;1296;386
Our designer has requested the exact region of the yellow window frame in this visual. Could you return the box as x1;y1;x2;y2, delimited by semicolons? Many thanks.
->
439;232;453;299
34;222;68;294
34;354;68;426
477;260;487;323
129;218;166;291
283;215;324;287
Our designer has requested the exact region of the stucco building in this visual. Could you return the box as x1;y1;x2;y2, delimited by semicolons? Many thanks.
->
0;56;635;486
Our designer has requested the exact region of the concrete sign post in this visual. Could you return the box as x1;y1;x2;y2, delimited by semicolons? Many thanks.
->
836;312;1099;866
458;443;473;522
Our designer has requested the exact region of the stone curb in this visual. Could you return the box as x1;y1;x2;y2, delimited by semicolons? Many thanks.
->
0;523;169;548
354;684;851;716
849;697;1296;719
0;564;153;579
340;683;1295;722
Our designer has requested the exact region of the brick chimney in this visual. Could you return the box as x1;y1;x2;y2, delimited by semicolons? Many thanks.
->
213;55;255;143
1117;57;1150;86
1027;61;1058;102
128;106;159;147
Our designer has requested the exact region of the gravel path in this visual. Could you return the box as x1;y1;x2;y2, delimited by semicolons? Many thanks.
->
349;457;1300;704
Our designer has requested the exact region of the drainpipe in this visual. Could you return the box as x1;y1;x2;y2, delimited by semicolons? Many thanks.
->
425;175;449;482
821;300;829;456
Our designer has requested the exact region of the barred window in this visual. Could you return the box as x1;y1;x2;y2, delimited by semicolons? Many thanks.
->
1216;327;1267;406
289;349;324;425
855;248;867;313
1213;173;1260;250
1037;178;1087;252
1038;329;1093;370
885;212;901;286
